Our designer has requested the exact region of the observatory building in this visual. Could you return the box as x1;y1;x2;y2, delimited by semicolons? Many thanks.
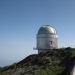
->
35;25;58;54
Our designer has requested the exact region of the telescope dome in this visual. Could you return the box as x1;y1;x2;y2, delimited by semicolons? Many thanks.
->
38;25;57;34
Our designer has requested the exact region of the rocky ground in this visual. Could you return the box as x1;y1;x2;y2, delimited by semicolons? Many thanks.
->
0;47;75;75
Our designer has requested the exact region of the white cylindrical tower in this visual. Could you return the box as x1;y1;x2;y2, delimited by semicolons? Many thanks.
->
36;25;58;54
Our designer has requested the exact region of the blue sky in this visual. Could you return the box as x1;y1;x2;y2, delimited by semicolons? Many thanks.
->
0;0;75;67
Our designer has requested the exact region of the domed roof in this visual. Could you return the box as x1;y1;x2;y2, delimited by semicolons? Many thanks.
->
38;25;57;34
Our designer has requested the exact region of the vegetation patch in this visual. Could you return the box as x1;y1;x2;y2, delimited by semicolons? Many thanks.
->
0;47;75;75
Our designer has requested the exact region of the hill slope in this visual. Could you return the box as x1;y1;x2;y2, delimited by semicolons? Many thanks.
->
0;47;75;75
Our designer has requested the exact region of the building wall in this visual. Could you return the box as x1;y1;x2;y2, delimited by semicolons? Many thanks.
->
37;34;58;53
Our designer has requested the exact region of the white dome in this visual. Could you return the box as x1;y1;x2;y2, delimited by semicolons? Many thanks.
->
38;25;57;34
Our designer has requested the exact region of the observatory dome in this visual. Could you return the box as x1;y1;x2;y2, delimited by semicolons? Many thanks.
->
35;25;58;53
38;25;57;34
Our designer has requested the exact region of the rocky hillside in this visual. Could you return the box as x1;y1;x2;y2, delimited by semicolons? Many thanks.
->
0;47;75;75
